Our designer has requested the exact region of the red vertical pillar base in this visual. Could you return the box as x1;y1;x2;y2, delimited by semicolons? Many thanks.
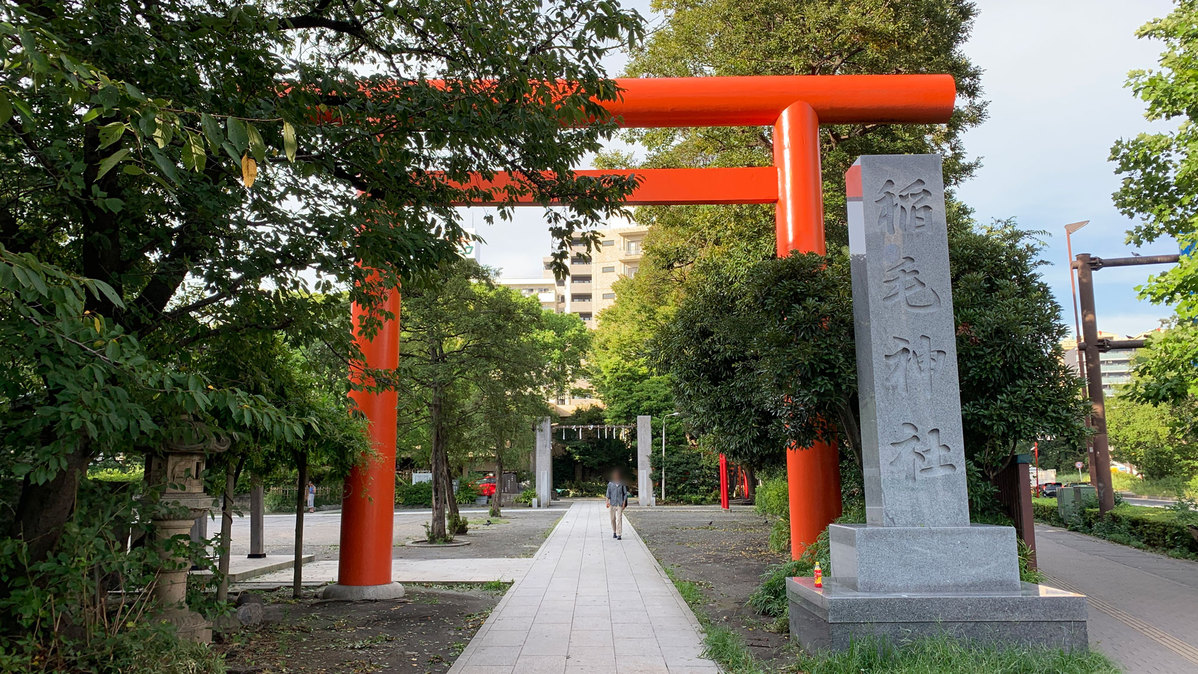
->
325;287;404;600
774;100;843;559
786;441;842;559
719;454;729;510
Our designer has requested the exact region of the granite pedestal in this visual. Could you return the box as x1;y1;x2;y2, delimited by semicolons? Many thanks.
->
787;577;1089;652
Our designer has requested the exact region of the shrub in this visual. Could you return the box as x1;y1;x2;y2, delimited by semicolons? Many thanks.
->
753;475;791;553
396;481;433;507
559;480;606;498
515;488;537;505
0;481;226;673
456;483;480;504
1032;497;1064;526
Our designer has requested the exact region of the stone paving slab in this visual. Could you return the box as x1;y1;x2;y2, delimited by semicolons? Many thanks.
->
191;554;314;582
232;557;534;590
449;501;720;674
1037;524;1198;673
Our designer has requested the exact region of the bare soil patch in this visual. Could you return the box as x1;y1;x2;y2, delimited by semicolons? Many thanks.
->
216;585;502;673
625;505;791;668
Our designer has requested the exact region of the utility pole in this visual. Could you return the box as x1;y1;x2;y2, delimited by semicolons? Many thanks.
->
1072;252;1179;515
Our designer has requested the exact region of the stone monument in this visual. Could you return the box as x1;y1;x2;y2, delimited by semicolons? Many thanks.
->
637;415;654;506
786;155;1088;651
534;417;552;508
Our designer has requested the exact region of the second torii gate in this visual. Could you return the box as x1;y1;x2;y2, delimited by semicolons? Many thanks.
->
327;75;956;599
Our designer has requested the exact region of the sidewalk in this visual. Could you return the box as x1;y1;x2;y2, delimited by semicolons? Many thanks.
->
449;501;720;674
1036;525;1198;673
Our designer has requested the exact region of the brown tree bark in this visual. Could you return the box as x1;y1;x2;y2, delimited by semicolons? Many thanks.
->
293;453;307;599
428;382;448;542
11;439;91;564
216;460;237;603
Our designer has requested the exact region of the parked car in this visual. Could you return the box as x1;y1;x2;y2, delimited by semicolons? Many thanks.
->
473;476;496;497
1037;482;1063;498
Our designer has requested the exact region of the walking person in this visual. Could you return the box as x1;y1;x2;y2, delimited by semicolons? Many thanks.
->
606;469;628;540
306;481;316;513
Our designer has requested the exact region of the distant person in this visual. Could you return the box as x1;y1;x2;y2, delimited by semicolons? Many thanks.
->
307;481;316;513
605;469;628;540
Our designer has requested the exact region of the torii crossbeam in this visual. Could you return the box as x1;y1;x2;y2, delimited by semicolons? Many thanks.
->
328;74;956;599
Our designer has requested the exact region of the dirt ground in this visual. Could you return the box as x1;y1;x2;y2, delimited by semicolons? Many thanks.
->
625;505;792;667
217;585;504;673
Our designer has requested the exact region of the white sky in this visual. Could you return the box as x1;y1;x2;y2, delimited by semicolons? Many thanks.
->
472;0;1181;337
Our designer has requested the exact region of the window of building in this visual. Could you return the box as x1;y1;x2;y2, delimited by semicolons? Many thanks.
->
602;292;615;300
571;294;592;303
602;240;615;246
572;276;592;284
625;241;641;255
579;313;592;321
624;264;638;277
601;265;615;273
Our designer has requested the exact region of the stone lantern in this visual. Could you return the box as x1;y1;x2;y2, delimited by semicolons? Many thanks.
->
144;418;230;643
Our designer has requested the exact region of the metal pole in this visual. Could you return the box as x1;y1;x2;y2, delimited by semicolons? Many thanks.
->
661;416;666;504
1074;254;1115;514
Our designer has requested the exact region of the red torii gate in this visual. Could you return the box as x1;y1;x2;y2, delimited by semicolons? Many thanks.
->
331;75;956;597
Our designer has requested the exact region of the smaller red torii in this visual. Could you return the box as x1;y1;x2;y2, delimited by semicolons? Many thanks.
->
332;74;956;597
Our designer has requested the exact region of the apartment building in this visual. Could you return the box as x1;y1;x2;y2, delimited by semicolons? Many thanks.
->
1060;329;1160;394
500;224;646;327
499;224;647;412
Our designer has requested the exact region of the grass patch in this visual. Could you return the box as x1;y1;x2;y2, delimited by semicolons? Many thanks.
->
794;635;1118;673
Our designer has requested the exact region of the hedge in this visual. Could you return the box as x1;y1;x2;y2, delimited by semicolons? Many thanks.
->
1095;504;1198;554
395;481;480;507
1032;496;1198;556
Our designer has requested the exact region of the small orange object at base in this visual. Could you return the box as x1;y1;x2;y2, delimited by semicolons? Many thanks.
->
813;562;823;588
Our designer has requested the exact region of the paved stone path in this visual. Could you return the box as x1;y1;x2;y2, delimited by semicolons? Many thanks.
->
449;501;720;674
1037;525;1198;673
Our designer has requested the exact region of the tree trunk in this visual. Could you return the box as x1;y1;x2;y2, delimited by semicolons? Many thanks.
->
429;383;448;542
490;442;502;518
11;440;91;564
216;459;236;603
293;453;307;599
744;465;756;502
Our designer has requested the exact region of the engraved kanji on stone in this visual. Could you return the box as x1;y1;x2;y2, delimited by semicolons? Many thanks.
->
884;335;947;397
888;423;958;480
882;256;941;312
876;178;934;234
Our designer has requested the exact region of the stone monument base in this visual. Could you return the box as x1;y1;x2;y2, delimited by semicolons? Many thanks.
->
787;577;1088;653
829;523;1022;594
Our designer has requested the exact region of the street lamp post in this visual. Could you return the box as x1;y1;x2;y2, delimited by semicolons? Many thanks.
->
661;412;681;504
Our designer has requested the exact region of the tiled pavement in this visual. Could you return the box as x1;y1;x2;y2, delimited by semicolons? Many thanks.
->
449;501;720;674
1037;525;1198;673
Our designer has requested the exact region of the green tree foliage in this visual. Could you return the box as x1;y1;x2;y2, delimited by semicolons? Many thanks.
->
1111;0;1198;317
655;222;1088;478
1107;392;1193;480
395;261;588;539
591;0;988;468
1121;324;1198;479
0;0;641;664
594;1;1087;494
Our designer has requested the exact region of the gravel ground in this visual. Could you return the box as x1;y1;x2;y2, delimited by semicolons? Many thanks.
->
624;505;792;668
221;505;566;561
